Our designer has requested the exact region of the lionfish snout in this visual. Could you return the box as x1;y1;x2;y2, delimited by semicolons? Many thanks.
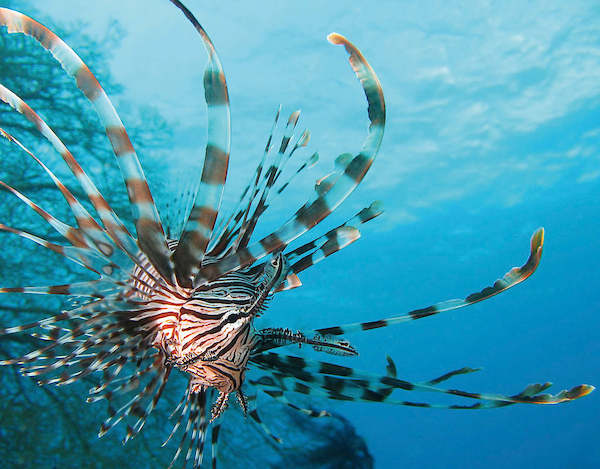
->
252;252;288;312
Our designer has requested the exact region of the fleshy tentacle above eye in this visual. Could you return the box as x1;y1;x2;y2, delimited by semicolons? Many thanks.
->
193;32;386;287
0;8;174;283
168;0;232;288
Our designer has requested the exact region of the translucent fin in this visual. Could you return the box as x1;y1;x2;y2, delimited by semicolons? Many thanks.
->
171;0;231;287
251;353;594;407
314;229;545;337
194;33;385;287
0;9;174;282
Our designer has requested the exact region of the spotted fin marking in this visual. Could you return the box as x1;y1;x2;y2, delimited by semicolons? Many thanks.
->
313;228;545;337
251;353;594;407
169;0;231;287
194;32;385;287
0;9;174;282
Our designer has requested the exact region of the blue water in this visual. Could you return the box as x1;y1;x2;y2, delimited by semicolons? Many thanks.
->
3;1;599;467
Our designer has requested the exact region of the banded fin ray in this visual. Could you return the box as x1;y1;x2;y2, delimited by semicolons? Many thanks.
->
0;89;164;293
273;151;319;196
254;374;590;410
169;0;232;287
210;423;221;469
245;396;283;443
194;32;386;287
252;355;396;416
234;110;303;250
0;179;88;248
0;127;131;268
0;223;120;278
167;385;209;469
0;223;157;298
207;107;282;258
275;201;383;292
258;388;330;418
0;279;120;298
0;8;174;282
97;353;171;441
312;228;545;337
208;110;309;258
253;327;357;356
251;353;594;407
0;84;140;260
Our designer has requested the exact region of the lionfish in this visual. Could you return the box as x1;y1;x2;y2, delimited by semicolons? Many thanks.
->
0;1;593;467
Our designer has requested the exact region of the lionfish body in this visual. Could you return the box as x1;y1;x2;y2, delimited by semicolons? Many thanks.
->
129;245;288;420
0;1;593;467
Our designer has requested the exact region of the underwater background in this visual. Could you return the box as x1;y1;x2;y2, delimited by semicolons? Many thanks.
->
0;0;598;467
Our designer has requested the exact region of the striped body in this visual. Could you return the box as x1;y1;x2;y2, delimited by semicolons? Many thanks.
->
130;242;285;411
0;2;593;468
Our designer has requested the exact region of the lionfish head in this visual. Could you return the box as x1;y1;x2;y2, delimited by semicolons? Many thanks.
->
153;252;288;420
